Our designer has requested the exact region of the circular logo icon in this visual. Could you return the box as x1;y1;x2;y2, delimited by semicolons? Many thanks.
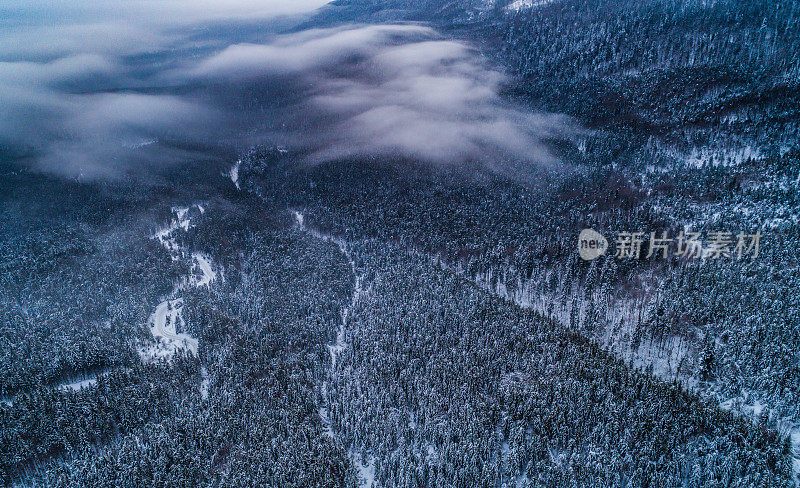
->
578;229;607;261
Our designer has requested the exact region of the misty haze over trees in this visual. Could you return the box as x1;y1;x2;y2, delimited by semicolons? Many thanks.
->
1;0;799;487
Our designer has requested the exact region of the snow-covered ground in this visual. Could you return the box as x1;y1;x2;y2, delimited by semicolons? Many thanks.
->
790;427;800;486
54;368;119;393
191;253;216;288
351;453;375;488
318;402;336;439
776;422;800;486
506;0;555;11
329;301;350;368
229;160;241;190
200;366;210;400
59;377;98;392
154;206;191;261
684;145;763;167
140;204;215;362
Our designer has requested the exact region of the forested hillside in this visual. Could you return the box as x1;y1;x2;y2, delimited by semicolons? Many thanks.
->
305;0;800;440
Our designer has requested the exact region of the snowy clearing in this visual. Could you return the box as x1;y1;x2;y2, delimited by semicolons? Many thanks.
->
191;252;216;288
351;453;375;488
506;0;555;11
59;377;98;392
139;204;215;362
684;145;763;167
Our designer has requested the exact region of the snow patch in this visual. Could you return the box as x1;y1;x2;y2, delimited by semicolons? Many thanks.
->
506;0;555;11
154;206;192;261
200;366;210;400
685;146;763;168
319;405;336;439
292;210;304;228
56;369;116;392
59;377;98;392
743;399;766;418
191;252;216;288
426;443;438;461
229;160;241;190
351;453;376;488
718;394;768;420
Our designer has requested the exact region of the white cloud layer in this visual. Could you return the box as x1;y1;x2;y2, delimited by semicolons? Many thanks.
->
0;0;329;177
0;2;575;179
187;25;574;170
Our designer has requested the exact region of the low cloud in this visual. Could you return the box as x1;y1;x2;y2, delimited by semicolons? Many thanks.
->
0;0;329;178
0;54;223;178
37;93;223;179
0;0;332;60
1;3;576;179
190;25;433;79
189;25;575;173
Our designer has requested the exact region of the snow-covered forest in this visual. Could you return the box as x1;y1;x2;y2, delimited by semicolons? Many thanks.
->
1;0;799;486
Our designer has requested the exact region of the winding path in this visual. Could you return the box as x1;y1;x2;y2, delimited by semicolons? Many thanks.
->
292;210;362;368
292;210;374;488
